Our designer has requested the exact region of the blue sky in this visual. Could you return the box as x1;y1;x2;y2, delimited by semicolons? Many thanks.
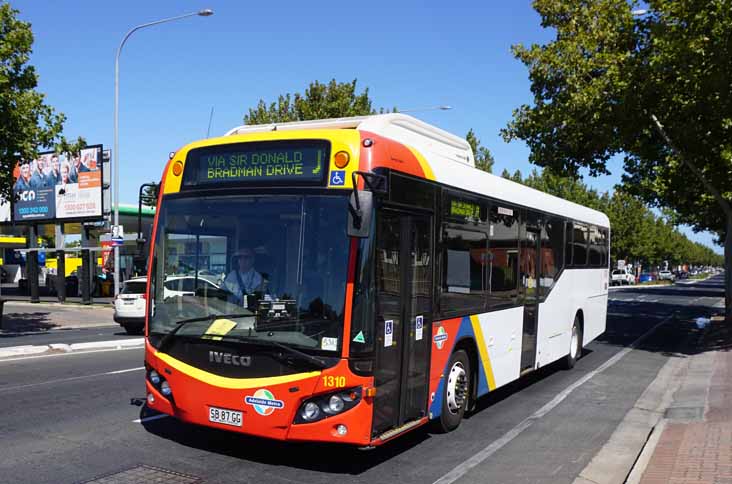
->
13;0;721;253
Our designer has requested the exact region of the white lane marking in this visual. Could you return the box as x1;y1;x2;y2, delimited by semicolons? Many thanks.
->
107;367;145;375
432;312;675;484
0;366;145;393
133;414;170;424
0;346;142;364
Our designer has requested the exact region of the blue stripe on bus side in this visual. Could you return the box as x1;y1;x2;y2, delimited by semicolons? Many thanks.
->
429;316;490;418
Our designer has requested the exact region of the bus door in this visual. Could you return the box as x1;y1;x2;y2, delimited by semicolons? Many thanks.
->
372;209;433;437
521;227;541;372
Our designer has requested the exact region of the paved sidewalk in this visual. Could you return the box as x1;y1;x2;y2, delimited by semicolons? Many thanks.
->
639;319;732;484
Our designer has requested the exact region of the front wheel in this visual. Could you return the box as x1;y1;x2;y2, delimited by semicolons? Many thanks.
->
562;317;582;370
435;349;471;433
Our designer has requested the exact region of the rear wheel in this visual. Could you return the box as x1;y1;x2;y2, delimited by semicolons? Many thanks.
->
435;349;470;433
562;317;582;370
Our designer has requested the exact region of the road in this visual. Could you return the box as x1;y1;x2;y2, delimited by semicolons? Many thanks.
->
0;276;724;484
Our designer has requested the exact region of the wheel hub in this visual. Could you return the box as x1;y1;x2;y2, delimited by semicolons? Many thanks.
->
446;361;468;414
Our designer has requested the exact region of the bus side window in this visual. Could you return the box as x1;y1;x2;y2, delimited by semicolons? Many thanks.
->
572;223;589;267
540;218;564;296
565;222;574;266
589;225;603;267
487;205;519;309
440;227;488;315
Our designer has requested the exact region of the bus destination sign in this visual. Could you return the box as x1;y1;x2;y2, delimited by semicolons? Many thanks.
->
183;140;330;187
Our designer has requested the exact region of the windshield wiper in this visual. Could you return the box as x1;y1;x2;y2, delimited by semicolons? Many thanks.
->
157;313;251;352
219;335;329;369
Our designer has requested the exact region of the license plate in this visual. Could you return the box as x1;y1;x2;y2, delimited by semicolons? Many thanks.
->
208;406;242;427
122;300;135;305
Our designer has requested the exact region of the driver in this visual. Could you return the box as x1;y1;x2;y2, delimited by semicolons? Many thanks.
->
223;247;265;305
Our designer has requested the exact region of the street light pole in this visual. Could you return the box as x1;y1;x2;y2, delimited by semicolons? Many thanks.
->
113;9;213;297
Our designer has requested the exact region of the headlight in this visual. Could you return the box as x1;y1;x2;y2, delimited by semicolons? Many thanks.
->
149;370;161;385
294;387;362;424
160;381;172;396
327;395;345;414
302;402;321;421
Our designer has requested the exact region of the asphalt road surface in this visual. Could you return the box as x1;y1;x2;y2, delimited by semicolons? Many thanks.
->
0;275;724;484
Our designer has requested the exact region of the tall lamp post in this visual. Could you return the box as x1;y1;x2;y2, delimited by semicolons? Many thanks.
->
113;9;213;296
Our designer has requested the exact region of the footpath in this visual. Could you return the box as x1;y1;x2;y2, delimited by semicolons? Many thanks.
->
0;301;143;358
634;318;732;484
575;305;732;484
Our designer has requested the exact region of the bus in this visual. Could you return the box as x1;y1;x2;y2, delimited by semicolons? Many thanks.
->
143;113;610;446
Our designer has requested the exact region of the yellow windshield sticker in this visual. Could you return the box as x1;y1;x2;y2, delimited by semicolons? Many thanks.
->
201;319;237;341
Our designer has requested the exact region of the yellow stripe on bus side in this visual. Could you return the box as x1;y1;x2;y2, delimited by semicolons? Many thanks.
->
470;315;496;391
156;351;321;389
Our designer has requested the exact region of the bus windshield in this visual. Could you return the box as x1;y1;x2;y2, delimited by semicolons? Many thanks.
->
148;193;350;355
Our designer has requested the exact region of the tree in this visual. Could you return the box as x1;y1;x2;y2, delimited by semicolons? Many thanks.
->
244;79;380;124
0;3;65;200
465;129;495;173
502;0;732;317
55;135;86;158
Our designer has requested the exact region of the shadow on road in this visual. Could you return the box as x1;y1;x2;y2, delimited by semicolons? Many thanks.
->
0;312;56;333
140;406;431;475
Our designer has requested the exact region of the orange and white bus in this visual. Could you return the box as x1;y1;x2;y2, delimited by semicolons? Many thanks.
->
144;114;610;446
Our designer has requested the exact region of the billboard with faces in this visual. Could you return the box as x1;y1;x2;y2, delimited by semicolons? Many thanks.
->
11;145;104;223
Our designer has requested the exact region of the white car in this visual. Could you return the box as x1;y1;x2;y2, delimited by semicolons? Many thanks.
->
658;270;676;282
611;269;635;286
163;275;223;299
113;277;147;334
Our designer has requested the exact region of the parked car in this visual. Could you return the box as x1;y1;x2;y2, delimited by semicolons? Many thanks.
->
658;270;676;282
611;269;635;286
113;277;147;335
638;272;654;283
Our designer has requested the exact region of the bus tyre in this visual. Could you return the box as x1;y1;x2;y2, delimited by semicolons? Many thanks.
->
562;317;582;370
436;349;470;433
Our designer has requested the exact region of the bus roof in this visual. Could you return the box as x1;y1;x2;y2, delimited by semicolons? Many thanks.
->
225;113;475;169
224;114;609;228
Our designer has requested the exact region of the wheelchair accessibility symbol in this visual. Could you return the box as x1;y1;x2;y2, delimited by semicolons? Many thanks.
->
330;170;346;186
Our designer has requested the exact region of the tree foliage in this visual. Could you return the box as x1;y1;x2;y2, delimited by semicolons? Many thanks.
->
466;129;495;173
502;0;732;240
244;79;380;124
0;2;65;200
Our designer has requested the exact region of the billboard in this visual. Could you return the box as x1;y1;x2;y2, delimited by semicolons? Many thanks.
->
11;145;104;223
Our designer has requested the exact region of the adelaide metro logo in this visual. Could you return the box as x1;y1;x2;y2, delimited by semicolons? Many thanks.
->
433;326;449;350
245;389;284;416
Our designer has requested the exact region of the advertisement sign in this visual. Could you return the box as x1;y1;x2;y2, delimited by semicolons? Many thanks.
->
11;145;104;223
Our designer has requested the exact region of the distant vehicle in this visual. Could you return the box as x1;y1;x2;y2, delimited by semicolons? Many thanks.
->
611;269;635;286
658;270;675;281
638;272;654;283
113;277;147;334
675;270;689;280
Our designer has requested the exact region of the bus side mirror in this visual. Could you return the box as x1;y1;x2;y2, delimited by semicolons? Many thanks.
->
347;191;373;238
